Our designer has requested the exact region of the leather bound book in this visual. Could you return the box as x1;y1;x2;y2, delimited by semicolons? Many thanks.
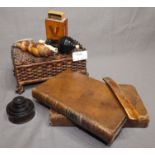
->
49;84;149;127
32;70;149;144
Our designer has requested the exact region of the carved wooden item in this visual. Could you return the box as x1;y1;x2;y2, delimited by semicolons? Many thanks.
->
45;10;68;41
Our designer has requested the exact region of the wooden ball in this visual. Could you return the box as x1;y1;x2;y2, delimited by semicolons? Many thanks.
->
28;42;34;53
16;42;22;49
31;47;40;57
21;41;29;51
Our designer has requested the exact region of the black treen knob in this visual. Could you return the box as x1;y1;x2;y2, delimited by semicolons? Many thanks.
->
45;39;58;47
58;36;79;54
6;96;35;124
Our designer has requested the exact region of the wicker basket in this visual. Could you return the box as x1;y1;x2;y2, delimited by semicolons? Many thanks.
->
11;39;87;94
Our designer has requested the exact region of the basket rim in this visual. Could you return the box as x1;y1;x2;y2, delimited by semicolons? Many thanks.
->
15;57;76;68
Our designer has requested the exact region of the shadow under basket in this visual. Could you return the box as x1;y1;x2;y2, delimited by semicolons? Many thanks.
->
11;40;87;94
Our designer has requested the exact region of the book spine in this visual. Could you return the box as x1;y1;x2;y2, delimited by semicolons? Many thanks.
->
32;88;115;144
49;110;74;126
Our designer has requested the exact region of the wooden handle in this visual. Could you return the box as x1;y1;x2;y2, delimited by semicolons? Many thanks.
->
103;77;140;121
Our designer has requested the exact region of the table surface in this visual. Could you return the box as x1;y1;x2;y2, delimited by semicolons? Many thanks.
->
0;8;155;148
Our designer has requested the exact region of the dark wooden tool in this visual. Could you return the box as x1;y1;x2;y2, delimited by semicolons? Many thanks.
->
6;96;35;124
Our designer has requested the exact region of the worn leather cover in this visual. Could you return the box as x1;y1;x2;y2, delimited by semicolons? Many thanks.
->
32;70;149;144
49;84;149;127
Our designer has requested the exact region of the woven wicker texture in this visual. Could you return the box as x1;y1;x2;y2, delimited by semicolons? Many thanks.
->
11;40;87;93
